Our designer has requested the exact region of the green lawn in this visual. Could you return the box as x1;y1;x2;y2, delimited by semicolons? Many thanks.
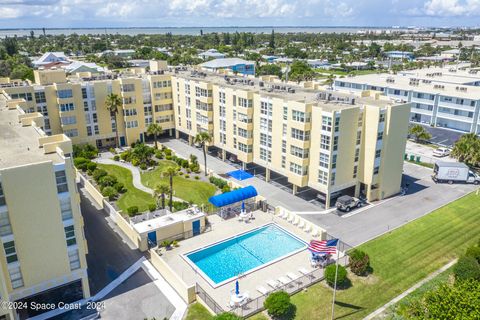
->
289;191;480;320
141;164;217;208
185;303;212;320
97;163;154;213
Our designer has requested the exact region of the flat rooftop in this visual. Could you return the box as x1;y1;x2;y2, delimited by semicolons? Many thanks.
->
0;97;62;169
132;207;205;234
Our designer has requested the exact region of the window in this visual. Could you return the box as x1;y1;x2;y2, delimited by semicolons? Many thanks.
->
195;87;211;98
291;146;309;159
59;103;75;112
60;116;76;126
322;116;332;131
126;120;139;128
354;148;360;162
55;170;68;194
81;88;87;99
333;136;339;151
373;166;380;175
123;109;137;116
358;113;363;127
290;162;307;175
260;101;272;116
318;170;328;185
283;106;288;120
319;152;330;168
334;117;340;132
237;113;252;123
219;92;225;104
260;148;271;162
291;128;309;141
3;241;17;263
94;125;99;135
281;155;286;168
375;149;382;159
0;183;5;206
330;172;336;186
60;198;73;221
0;210;12;236
377;131;383;141
320;135;330;150
35;91;46;103
238;98;252;108
356;131;362;145
68;249;81;271
57;89;73;99
10;92;32;101
123;96;136;104
353;165;358;178
153;80;172;88
86;126;92;136
292;110;310;122
282;140;286;153
64;225;76;246
121;84;135;92
260;118;272;132
260;133;272;148
9;266;23;289
282;124;287;137
379;113;386;122
238;143;252;153
332;154;337;169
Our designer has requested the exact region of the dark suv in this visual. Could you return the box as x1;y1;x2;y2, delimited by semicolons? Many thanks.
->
336;195;363;212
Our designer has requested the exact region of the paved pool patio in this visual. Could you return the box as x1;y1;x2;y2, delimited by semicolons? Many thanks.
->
160;210;324;311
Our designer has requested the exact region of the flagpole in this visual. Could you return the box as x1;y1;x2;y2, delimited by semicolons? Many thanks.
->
330;240;340;320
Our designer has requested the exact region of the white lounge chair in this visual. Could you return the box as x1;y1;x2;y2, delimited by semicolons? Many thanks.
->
298;219;305;229
287;214;295;223
292;216;300;225
256;286;271;295
298;267;310;275
278;276;290;286
304;224;312;233
287;272;300;281
311;228;320;237
267;279;280;288
283;212;290;220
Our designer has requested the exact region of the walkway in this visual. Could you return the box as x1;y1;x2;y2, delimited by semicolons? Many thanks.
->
364;259;457;320
161;138;320;212
94;155;183;201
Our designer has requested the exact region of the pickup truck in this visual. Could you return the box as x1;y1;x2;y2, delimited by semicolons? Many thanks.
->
336;195;363;212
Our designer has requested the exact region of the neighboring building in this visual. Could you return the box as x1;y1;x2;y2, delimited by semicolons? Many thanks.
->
334;66;480;133
441;49;460;59
198;49;226;60
262;55;278;63
64;61;104;74
307;59;331;69
384;51;414;60
156;47;172;57
0;96;90;320
32;52;70;68
1;63;411;208
199;58;255;75
101;49;135;58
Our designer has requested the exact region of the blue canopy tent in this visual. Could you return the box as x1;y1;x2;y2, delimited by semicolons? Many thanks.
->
208;186;258;207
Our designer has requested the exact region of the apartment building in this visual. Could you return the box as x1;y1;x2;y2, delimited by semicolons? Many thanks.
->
1;68;175;149
0;95;90;320
172;72;411;207
334;66;480;134
1;64;410;208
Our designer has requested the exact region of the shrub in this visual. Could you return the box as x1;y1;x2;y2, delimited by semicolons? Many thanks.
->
131;158;139;166
113;182;126;193
349;249;370;276
465;245;480;264
87;162;97;172
194;176;200;180
165;155;172;160
172;201;189;211
127;206;139;215
73;157;89;170
101;186;118;200
73;144;98;159
161;240;172;248
164;148;172;156
264;291;293;319
148;204;157;212
99;175;117;188
212;312;242;320
120;151;130;161
222;185;231;193
172;240;179;247
155;150;164;159
140;163;147;170
109;147;116;154
178;171;184;175
182;159;189;168
93;169;108;182
185;174;190;179
113;155;120;161
172;155;178;162
325;264;348;287
453;256;480;281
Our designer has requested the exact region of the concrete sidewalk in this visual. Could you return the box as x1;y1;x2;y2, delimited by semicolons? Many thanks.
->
161;138;320;212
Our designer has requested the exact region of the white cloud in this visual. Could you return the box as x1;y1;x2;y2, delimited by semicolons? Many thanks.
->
0;7;21;18
413;0;480;17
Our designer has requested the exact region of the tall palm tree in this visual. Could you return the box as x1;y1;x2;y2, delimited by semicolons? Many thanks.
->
147;123;163;149
194;131;212;176
162;166;179;212
154;184;170;209
105;93;122;148
451;133;480;167
324;74;335;89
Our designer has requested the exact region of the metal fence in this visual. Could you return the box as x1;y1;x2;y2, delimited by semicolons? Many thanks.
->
228;266;327;318
196;284;225;314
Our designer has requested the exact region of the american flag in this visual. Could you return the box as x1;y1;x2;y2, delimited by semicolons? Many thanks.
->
308;239;338;254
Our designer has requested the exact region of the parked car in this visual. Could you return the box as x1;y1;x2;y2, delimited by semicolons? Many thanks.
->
432;161;480;185
433;147;450;157
336;195;363;212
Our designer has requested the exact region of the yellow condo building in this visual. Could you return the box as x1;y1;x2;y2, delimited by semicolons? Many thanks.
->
0;94;90;320
0;61;411;209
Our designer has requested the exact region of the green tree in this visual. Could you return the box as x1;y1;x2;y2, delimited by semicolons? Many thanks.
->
147;123;163;149
349;249;370;276
288;60;314;82
269;29;275;49
409;124;432;143
324;264;348;287
194;131;212;177
451;133;480;167
256;64;282;78
154;184;170;209
453;256;480;281
105;93;122;148
324;73;335;88
264;291;295;319
163;166;179;212
212;312;242;320
132;143;154;165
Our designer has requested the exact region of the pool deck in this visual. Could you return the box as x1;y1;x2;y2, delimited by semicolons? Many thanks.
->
160;210;322;310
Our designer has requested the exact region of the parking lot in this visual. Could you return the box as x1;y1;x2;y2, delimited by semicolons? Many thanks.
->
300;162;478;247
405;141;456;164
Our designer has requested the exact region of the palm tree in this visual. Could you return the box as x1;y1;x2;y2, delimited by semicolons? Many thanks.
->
324;74;335;89
194;131;212;176
162;166;179;212
147;123;163;149
451;133;480;167
154;184;170;209
132;143;154;165
105;93;122;148
408;124;432;143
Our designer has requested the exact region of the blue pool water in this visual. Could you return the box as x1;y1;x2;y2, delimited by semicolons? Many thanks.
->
186;224;306;285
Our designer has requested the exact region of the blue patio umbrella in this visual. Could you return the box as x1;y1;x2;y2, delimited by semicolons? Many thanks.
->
235;280;240;295
241;201;245;211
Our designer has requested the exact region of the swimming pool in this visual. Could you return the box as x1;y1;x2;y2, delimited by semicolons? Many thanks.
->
185;224;307;286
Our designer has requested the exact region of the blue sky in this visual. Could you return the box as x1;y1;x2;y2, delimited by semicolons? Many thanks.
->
0;0;480;28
